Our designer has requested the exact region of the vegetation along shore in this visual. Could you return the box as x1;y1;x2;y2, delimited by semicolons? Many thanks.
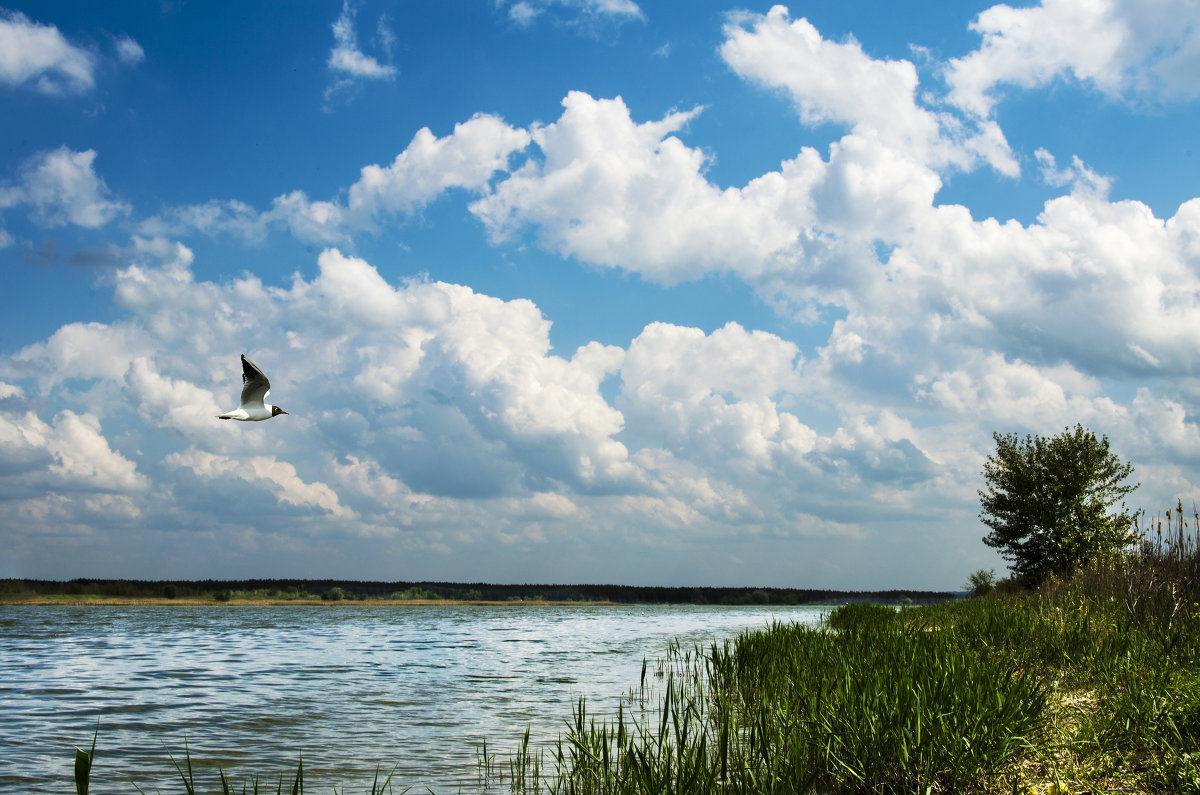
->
57;426;1200;792
65;507;1200;792
0;578;951;606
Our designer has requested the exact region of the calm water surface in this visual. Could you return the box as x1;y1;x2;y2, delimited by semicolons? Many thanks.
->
0;603;827;793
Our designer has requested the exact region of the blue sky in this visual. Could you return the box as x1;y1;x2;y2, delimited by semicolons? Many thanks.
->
3;1;1200;590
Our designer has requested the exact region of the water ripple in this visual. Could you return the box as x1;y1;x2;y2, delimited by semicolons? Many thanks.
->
0;603;825;793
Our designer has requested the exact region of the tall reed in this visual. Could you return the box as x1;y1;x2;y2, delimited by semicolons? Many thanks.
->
494;606;1044;794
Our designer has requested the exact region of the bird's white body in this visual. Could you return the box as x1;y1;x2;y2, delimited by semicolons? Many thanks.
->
218;404;280;421
218;354;288;421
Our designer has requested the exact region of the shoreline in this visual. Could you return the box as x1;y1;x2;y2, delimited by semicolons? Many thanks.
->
0;595;620;607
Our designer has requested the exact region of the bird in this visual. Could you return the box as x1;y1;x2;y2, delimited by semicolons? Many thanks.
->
217;354;289;421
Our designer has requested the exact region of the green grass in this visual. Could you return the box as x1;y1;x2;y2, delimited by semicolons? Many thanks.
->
478;609;1044;794
72;736;404;795
64;503;1200;793
489;505;1200;793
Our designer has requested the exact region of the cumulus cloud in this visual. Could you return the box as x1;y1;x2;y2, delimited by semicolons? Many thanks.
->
8;320;151;386
0;245;930;577
2;219;1198;584
139;115;529;244
0;9;95;94
0;408;146;494
720;6;1018;176
619;321;810;468
945;0;1200;117
347;115;532;221
2;147;130;230
471;92;802;283
5;3;1200;586
858;191;1200;383
124;357;223;432
168;448;354;519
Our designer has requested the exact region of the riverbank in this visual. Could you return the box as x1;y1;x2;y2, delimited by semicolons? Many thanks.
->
483;535;1200;793
60;574;1198;794
0;593;614;606
49;540;1199;793
0;577;956;606
0;595;614;607
485;589;1198;793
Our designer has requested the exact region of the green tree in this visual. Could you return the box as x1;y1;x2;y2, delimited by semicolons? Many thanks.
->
979;424;1138;582
964;568;996;597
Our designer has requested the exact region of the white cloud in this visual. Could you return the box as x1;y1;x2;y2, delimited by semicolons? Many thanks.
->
585;0;642;16
945;0;1200;116
114;35;144;66
138;198;270;243
0;408;146;493
472;91;803;283
124;357;223;432
7;321;150;387
1034;149;1112;197
720;6;1018;176
169;448;354;519
6;0;1200;586
507;2;542;26
916;353;1117;429
139;116;530;245
265;191;348;244
284;249;635;491
323;1;399;110
0;9;95;94
328;1;397;80
5;147;130;229
889;192;1200;378
619;322;812;469
2;232;1198;586
0;249;843;536
498;0;643;26
347;115;532;221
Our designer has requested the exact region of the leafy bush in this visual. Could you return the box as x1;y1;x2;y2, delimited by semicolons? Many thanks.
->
965;568;996;596
391;586;439;600
980;424;1137;582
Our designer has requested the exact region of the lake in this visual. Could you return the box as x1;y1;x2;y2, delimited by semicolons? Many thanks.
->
0;603;829;793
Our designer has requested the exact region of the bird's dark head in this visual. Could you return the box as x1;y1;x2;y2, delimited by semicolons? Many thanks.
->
272;406;289;417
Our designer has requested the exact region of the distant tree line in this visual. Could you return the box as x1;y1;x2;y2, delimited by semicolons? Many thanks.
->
0;578;957;604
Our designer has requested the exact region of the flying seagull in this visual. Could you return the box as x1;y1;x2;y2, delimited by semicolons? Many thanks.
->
217;354;289;421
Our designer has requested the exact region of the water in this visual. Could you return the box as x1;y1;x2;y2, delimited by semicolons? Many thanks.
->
0;603;828;793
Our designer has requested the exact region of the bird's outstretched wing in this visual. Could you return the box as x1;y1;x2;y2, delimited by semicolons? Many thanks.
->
239;354;272;408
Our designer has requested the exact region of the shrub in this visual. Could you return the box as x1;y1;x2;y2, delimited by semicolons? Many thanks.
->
965;568;996;596
980;424;1138;582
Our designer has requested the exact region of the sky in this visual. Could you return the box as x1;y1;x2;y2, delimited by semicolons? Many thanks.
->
2;1;1200;591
